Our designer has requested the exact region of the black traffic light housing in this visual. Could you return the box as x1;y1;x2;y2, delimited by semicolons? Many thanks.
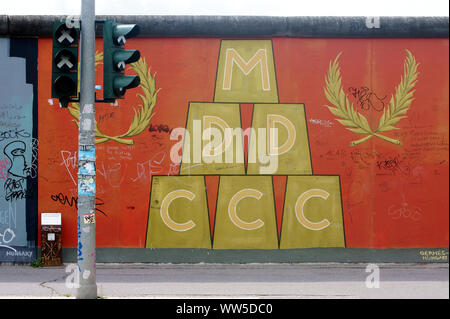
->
52;21;80;107
103;20;141;101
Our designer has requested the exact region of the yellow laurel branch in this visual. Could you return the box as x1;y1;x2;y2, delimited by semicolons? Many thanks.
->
350;50;419;146
377;50;419;132
324;51;418;146
67;52;158;145
324;53;379;143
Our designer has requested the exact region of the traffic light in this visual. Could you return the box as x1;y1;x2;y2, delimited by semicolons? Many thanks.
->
103;20;141;101
52;20;80;107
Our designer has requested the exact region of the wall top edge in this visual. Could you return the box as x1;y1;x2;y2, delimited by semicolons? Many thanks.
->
0;15;448;38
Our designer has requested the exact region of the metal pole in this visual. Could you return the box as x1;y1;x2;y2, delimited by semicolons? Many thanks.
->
76;0;97;299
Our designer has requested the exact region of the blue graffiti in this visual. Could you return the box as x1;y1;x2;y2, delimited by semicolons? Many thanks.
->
77;242;84;261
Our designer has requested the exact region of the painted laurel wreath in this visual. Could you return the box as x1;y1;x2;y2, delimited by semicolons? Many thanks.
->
68;52;159;145
324;50;419;146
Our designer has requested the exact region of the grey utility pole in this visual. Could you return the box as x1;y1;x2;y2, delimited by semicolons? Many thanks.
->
76;0;97;299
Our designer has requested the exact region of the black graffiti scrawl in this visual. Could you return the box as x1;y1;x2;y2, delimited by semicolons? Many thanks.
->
3;140;34;201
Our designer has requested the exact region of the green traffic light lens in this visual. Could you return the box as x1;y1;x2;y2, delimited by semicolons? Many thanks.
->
113;24;141;46
113;76;141;97
54;24;78;46
54;75;77;96
54;49;78;72
113;50;141;70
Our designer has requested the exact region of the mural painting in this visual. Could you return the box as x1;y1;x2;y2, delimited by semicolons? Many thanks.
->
36;37;448;261
0;38;38;262
147;40;345;249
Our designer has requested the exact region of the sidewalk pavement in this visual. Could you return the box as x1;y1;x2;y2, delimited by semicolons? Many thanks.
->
0;263;448;299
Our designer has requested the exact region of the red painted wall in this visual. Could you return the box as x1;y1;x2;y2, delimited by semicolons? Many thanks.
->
37;37;449;249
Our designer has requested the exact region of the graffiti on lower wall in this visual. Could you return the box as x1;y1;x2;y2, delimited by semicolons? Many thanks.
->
37;37;448;256
0;38;38;262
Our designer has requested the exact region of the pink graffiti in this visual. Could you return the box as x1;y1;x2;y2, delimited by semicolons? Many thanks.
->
0;158;10;180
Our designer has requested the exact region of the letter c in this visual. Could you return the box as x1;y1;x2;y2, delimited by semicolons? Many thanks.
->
160;190;196;232
295;189;331;231
228;189;264;230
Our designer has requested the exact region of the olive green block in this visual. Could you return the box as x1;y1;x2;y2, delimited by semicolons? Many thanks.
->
280;175;345;249
213;176;278;249
180;102;246;175
214;40;278;103
247;104;312;175
146;176;211;248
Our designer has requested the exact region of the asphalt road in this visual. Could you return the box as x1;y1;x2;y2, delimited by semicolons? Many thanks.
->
0;263;448;299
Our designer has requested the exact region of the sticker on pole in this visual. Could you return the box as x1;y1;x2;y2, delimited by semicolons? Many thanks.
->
79;145;95;161
83;213;95;224
79;174;95;196
79;160;95;176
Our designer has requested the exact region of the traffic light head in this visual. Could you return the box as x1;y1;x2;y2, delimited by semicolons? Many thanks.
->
103;20;141;101
52;21;80;106
113;76;141;97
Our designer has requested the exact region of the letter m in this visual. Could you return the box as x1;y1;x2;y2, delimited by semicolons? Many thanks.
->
222;48;271;91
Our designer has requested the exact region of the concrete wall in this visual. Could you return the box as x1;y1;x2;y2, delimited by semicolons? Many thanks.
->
0;16;448;263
